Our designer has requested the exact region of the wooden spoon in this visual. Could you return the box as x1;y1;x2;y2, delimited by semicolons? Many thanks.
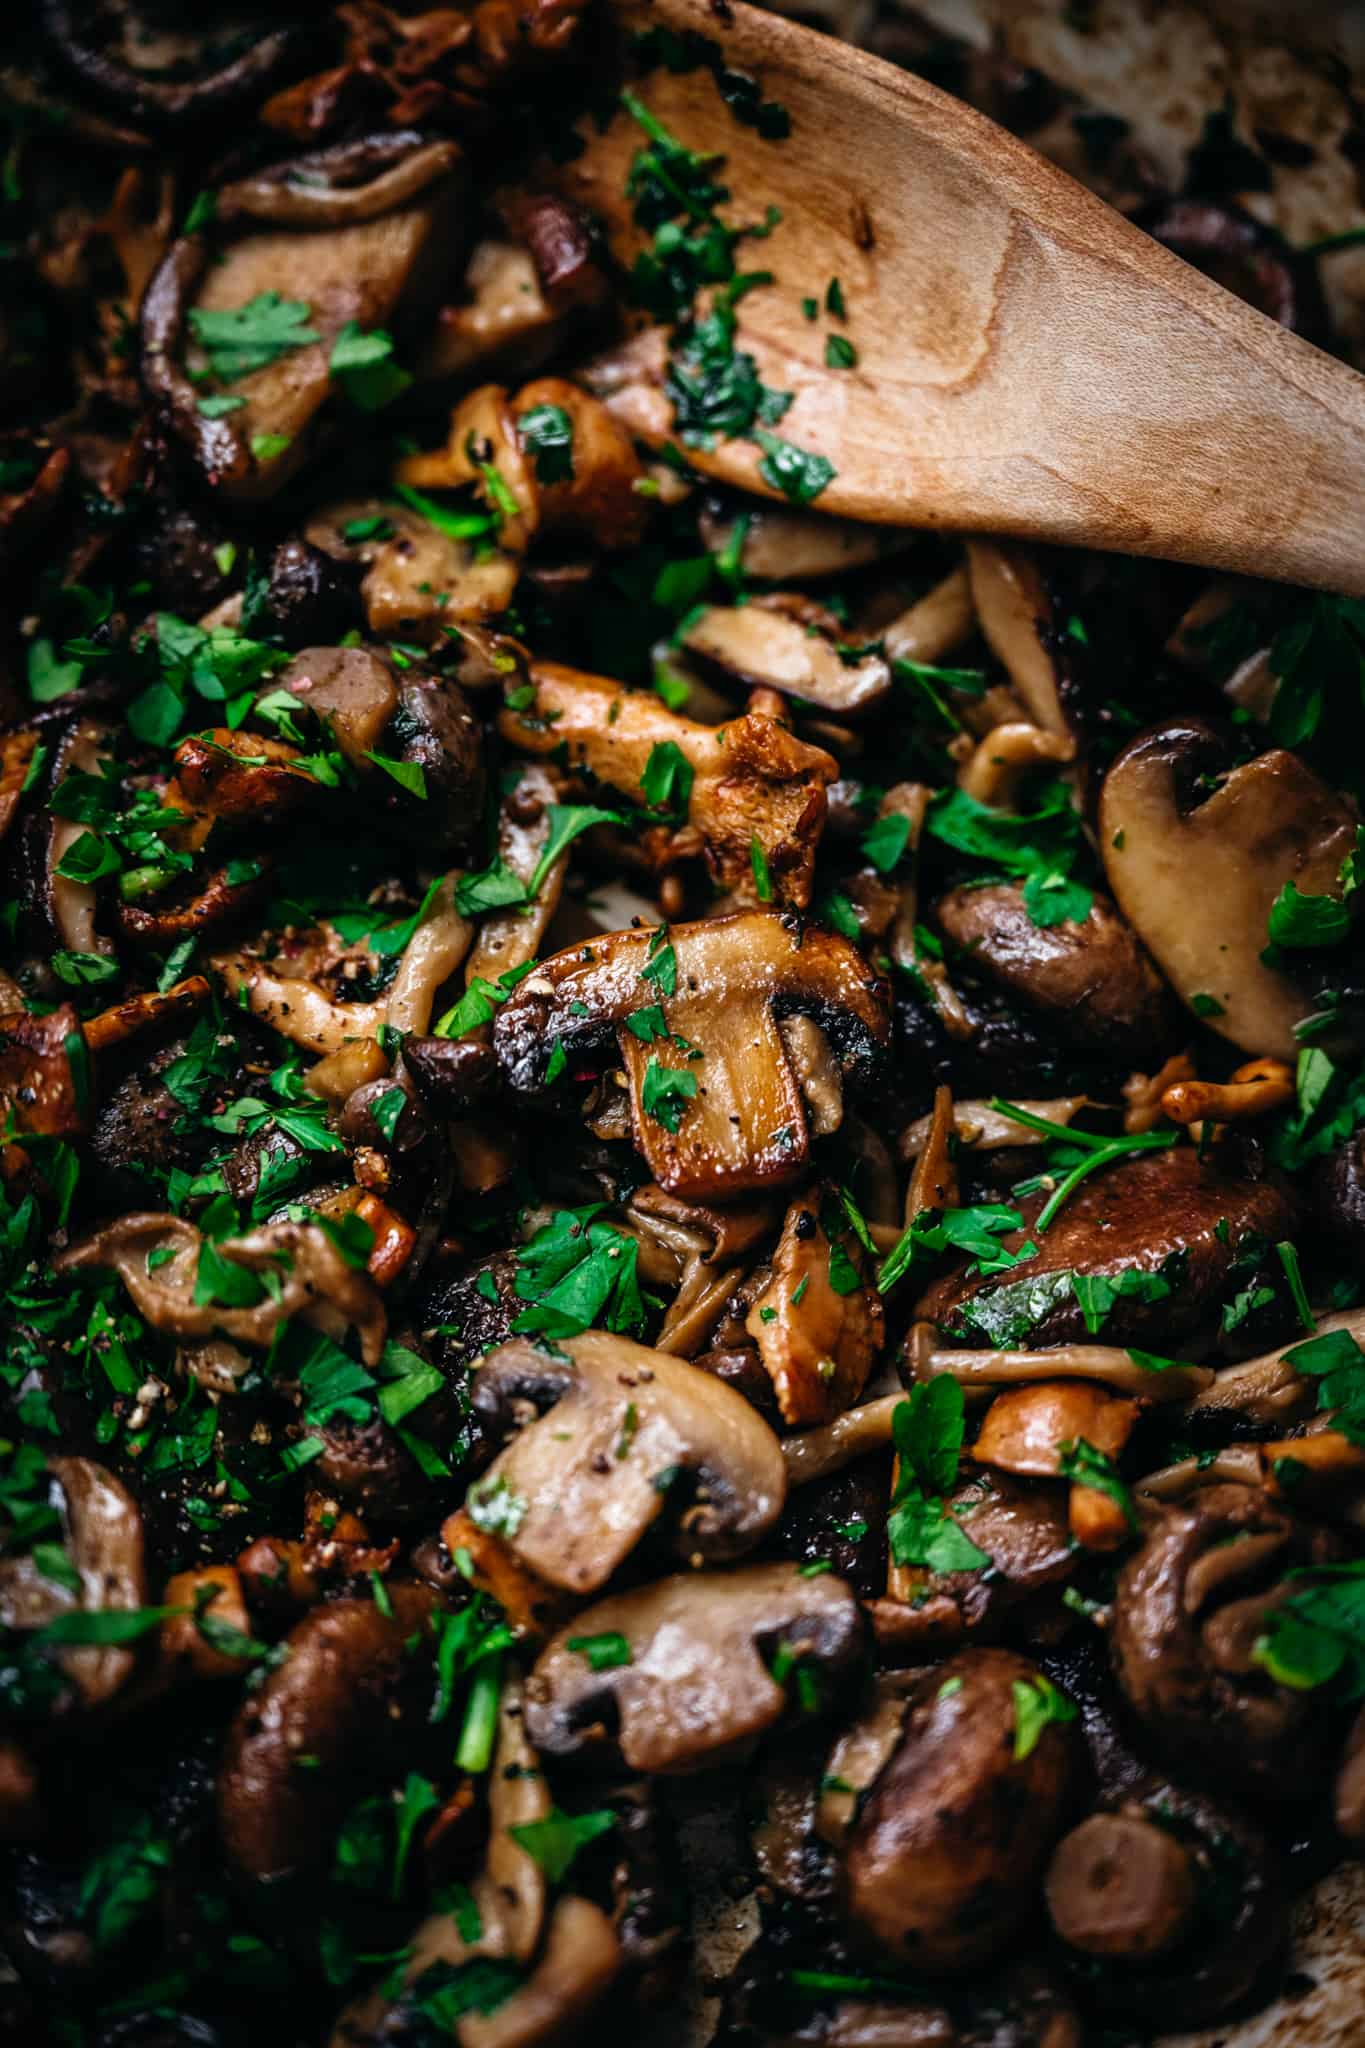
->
558;0;1365;593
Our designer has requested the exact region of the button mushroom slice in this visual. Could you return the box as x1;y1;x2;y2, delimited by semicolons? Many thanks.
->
218;1583;436;1886
1045;1810;1196;1960
914;1145;1299;1357
777;1013;844;1138
0;1004;89;1142
498;660;837;908
0;1458;146;1710
464;1330;787;1594
142;137;464;501
56;1213;387;1365
493;911;890;1201
679;604;892;717
932;882;1171;1057
882;566;975;666
843;1646;1083;1971
745;1191;884;1426
697;497;907;582
1099;719;1358;1058
817;1679;916;1846
964;540;1071;738
525;1562;861;1773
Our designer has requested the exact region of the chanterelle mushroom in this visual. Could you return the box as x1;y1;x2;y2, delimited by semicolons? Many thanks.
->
493;911;890;1200
525;1561;862;1772
464;1330;787;1594
498;659;837;907
1100;719;1358;1058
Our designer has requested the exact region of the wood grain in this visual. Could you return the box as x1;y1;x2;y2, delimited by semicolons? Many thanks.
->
563;0;1365;591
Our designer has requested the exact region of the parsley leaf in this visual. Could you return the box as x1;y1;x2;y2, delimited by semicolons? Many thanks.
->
887;1377;991;1574
518;403;575;484
641;739;694;814
567;1631;633;1671
509;1807;615;1884
753;430;835;505
1057;1439;1138;1529
1011;1675;1078;1759
188;291;318;381
1267;880;1350;951
641;1057;698;1132
512;1206;646;1340
328;322;410;411
1253;1560;1365;1694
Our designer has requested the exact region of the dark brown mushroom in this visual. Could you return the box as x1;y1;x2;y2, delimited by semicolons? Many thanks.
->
1099;719;1358;1058
38;3;310;133
217;1583;436;1885
465;1330;787;1593
0;1004;89;1143
916;1145;1298;1356
494;911;890;1200
525;1562;862;1772
842;1647;1082;1970
932;882;1172;1057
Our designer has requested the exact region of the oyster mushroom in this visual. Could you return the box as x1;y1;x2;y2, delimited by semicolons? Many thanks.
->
744;1189;885;1425
38;3;309;132
493;911;890;1200
964;540;1072;738
0;1458;145;1710
842;1647;1083;1971
498;660;837;908
932;882;1172;1057
697;496;905;582
462;1329;787;1594
525;1562;862;1772
217;1582;436;1885
56;1213;386;1365
679;603;891;716
1099;720;1358;1058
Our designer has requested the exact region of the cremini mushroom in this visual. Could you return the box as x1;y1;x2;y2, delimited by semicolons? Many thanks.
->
278;642;398;769
217;1582;436;1884
744;1189;884;1425
459;1330;787;1594
0;1458;145;1709
1099;720;1358;1058
56;1213;387;1365
842;1647;1083;1971
525;1562;862;1772
679;603;892;716
493;910;890;1200
932;883;1171;1056
498;660;837;908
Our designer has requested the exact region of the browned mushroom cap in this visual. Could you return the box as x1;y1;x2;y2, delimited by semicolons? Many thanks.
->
1111;1482;1321;1796
38;3;310;132
498;660;837;908
0;1005;88;1141
1099;720;1358;1058
141;135;463;500
915;1146;1298;1355
1045;1811;1196;1959
932;883;1172;1057
524;1562;861;1772
843;1646;1082;1971
171;727;317;822
744;1190;884;1425
679;604;892;716
218;1583;436;1884
0;1458;145;1710
465;1330;787;1593
56;1213;386;1365
494;911;889;1200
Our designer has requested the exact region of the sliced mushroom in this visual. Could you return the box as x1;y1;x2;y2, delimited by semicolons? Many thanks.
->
915;1146;1298;1357
0;1458;145;1710
38;3;310;132
1099;720;1358;1057
964;541;1070;737
278;643;398;769
308;496;521;641
56;1213;386;1365
463;1330;786;1594
218;1583;436;1884
933;882;1171;1056
0;1005;88;1141
525;1562;861;1772
510;376;649;551
745;1191;884;1425
494;911;890;1200
697;497;903;582
463;763;566;987
499;660;837;908
882;567;975;666
842;1647;1082;1970
680;604;891;716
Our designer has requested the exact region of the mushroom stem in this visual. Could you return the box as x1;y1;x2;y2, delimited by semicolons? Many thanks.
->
1046;1812;1197;1958
1161;1057;1295;1127
958;721;1075;806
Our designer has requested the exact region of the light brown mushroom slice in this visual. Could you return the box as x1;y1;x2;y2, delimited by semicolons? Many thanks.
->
307;498;520;643
213;952;386;1055
900;1095;1092;1159
0;1005;88;1140
958;721;1075;806
525;1561;861;1772
185;169;461;503
882;567;975;666
56;1214;386;1364
1100;721;1357;1059
464;764;566;987
904;1084;958;1222
1260;1428;1365;1520
918;1345;1211;1403
494;911;890;1201
511;376;648;552
745;1192;884;1425
498;660;837;909
964;539;1070;736
973;1382;1139;1478
0;1460;147;1709
466;1331;787;1593
279;644;398;768
697;499;905;582
777;1014;844;1137
49;723;115;957
680;605;891;715
816;1679;912;1846
417;239;561;381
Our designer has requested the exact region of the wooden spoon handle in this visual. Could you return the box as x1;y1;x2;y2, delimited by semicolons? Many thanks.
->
571;0;1365;592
